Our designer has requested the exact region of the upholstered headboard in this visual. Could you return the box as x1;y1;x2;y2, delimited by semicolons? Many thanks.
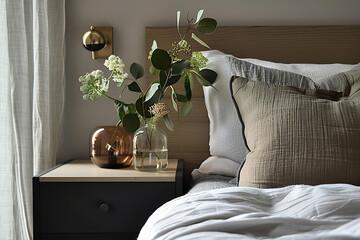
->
145;26;360;187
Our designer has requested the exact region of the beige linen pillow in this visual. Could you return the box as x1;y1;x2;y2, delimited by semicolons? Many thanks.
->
200;50;360;178
231;70;360;188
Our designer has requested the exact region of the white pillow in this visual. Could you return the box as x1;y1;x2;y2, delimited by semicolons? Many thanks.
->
192;156;239;179
197;50;360;177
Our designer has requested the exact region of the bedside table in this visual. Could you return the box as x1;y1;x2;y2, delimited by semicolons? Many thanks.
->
33;159;183;240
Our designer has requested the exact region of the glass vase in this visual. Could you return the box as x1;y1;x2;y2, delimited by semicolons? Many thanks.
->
133;124;168;172
90;126;133;168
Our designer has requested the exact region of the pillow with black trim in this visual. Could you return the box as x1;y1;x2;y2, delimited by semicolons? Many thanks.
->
230;70;360;188
197;50;360;178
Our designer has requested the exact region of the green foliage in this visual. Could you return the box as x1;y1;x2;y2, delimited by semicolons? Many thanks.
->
181;101;193;116
130;63;144;80
195;10;204;24
165;75;181;87
149;64;159;75
128;82;142;92
136;97;151;118
199;69;217;84
171;60;191;75
136;83;162;119
145;83;161;102
79;10;218;133
163;114;174;131
191;33;210;49
170;86;178;112
151;49;171;70
176;94;188;103
184;73;193;101
122;114;140;133
196;18;217;34
114;101;137;126
159;71;167;88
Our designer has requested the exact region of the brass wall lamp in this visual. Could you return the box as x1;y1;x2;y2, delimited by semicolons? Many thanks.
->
82;26;113;59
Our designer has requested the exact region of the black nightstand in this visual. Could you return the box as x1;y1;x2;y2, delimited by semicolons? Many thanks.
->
33;159;183;240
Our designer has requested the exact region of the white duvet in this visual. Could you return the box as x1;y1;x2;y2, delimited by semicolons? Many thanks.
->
138;184;360;240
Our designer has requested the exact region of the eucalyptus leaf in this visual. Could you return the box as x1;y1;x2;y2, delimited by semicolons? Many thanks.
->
122;113;140;133
191;33;210;49
128;103;137;114
114;100;126;120
189;72;195;90
165;74;181;87
170;86;178;112
171;60;191;75
176;11;180;32
181;101;193;116
176;94;188;103
184;74;192;101
145;83;160;102
159;70;167;88
151;49;171;70
192;70;212;86
199;69;217;84
136;83;162;118
149;64;159;75
128;82;142;92
136;97;151;118
147;88;162;106
163;114;174;131
196;18;217;34
195;9;204;24
151;40;158;51
130;63;144;80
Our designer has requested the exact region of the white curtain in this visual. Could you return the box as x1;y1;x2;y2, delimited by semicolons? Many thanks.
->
0;1;65;239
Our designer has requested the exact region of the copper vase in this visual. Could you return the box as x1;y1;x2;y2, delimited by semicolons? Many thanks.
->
90;126;133;168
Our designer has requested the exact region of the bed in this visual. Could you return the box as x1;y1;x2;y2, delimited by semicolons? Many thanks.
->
139;26;360;239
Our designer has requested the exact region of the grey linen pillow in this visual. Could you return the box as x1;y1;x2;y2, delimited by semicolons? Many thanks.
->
231;70;360;188
200;50;360;178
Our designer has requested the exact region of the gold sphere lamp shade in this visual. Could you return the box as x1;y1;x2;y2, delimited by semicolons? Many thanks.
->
90;126;133;168
82;26;113;59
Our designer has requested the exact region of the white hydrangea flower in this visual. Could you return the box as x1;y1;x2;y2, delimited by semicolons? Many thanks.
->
97;79;109;92
112;72;129;84
104;55;128;84
104;55;125;71
79;69;109;101
91;70;105;79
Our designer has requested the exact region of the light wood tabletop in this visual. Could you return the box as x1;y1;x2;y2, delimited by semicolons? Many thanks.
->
40;159;179;182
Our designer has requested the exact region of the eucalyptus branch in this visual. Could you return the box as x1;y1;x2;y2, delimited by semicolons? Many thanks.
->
107;71;114;81
186;12;194;26
180;20;192;42
159;70;172;103
177;22;182;39
79;10;218;135
120;85;127;97
94;88;118;101
142;80;152;96
142;94;147;125
163;70;172;91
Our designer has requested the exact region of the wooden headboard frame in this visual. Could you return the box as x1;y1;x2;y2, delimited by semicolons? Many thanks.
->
145;26;360;188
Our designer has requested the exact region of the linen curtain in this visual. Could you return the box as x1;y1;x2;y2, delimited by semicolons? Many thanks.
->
0;1;65;239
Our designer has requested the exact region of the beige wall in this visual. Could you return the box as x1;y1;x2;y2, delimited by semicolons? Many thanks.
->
64;0;360;161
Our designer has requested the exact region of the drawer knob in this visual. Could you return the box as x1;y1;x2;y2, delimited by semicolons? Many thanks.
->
99;203;110;212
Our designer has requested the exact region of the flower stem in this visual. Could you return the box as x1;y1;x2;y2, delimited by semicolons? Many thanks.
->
94;88;118;101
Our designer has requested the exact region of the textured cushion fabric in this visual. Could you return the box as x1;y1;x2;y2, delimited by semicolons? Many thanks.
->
199;50;360;177
231;70;360;188
192;156;240;178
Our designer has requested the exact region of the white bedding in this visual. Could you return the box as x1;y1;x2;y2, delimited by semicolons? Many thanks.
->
138;184;360;240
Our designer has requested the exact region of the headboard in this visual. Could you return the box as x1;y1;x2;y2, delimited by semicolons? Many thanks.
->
145;26;360;188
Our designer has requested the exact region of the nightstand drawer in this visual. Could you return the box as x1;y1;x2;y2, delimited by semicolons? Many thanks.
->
40;182;175;233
